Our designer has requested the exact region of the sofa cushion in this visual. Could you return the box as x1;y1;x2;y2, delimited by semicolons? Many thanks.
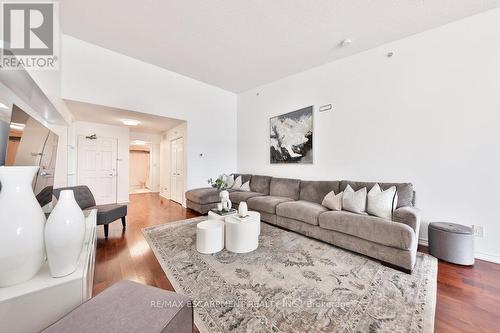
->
269;177;301;200
229;191;264;204
276;200;328;226
299;181;340;204
318;211;415;250
250;175;272;195
247;196;293;214
185;187;220;204
340;180;414;208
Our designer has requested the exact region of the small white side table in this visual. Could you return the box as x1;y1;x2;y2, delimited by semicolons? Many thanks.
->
196;220;225;254
224;211;261;253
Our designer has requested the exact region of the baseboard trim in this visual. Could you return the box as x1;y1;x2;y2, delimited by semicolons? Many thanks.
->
475;252;500;264
419;238;500;264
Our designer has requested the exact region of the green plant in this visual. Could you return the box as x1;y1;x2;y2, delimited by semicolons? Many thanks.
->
208;175;228;190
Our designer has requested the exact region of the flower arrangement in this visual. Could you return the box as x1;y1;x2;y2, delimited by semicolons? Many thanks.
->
208;175;228;190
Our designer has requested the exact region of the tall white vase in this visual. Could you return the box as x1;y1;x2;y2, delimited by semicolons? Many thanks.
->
0;166;46;287
45;190;85;277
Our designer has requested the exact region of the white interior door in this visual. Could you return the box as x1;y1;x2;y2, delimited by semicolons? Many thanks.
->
170;137;184;204
77;136;118;205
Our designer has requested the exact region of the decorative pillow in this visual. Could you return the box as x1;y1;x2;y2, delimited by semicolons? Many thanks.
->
322;190;343;211
342;185;367;214
224;174;235;188
232;176;242;189
367;184;397;220
240;181;251;191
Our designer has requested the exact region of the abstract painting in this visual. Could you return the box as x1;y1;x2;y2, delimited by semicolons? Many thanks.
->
270;106;313;164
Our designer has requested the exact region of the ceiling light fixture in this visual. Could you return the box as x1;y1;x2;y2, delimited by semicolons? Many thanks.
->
131;140;147;146
121;119;141;126
0;102;9;110
339;39;352;47
10;122;25;131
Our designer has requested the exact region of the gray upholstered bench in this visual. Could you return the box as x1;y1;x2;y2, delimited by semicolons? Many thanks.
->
42;280;193;333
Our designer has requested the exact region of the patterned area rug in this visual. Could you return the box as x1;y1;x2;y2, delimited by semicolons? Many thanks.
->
143;217;437;333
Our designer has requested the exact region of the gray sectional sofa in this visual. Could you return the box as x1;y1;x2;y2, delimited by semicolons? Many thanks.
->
185;174;420;272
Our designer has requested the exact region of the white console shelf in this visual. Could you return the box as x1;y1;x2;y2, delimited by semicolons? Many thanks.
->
0;209;97;333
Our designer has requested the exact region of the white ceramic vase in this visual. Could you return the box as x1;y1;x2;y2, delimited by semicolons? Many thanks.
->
238;202;248;217
45;190;86;277
0;166;46;287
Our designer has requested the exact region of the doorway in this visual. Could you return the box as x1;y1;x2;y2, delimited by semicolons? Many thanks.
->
170;136;184;204
129;145;151;194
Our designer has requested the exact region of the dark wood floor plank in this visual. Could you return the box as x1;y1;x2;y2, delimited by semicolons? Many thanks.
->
93;193;500;332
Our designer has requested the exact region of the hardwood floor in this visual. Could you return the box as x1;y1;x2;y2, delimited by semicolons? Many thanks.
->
94;193;500;332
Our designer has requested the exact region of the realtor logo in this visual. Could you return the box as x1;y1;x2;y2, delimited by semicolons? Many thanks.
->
1;1;58;69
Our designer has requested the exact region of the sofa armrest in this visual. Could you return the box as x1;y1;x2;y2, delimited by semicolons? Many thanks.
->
393;206;421;235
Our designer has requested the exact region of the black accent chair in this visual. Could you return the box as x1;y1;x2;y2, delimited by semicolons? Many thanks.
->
53;186;127;238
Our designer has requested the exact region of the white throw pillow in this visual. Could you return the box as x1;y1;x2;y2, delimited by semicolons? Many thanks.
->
342;185;367;214
240;181;251;191
224;174;235;188
232;176;242;189
367;184;397;220
322;190;343;211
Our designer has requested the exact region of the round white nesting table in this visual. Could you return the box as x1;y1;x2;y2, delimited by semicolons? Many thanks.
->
224;211;260;253
196;220;225;254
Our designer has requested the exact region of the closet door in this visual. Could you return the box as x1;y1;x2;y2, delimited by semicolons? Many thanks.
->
170;137;184;204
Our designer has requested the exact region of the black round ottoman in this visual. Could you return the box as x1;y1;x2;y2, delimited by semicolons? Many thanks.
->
428;222;474;265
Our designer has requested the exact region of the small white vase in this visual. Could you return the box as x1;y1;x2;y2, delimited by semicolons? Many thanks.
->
45;190;85;277
238;202;248;217
0;166;46;287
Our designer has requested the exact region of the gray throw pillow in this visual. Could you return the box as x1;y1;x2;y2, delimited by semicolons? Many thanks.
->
342;185;367;214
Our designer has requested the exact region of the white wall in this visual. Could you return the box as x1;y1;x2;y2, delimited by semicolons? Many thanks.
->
73;121;130;203
237;9;500;263
61;36;238;191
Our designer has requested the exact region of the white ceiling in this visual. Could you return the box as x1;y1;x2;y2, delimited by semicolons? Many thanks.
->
60;0;500;92
65;99;183;134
